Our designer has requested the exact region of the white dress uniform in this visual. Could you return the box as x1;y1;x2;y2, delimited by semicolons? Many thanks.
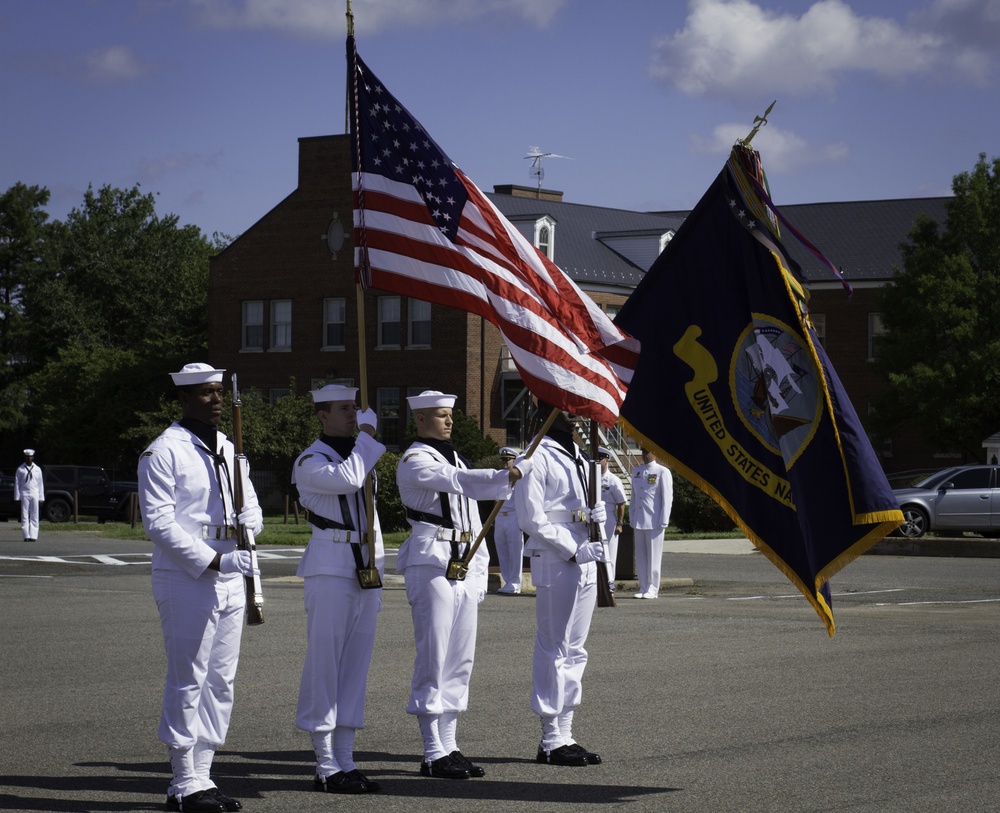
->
293;430;385;780
629;459;673;598
139;367;264;804
494;447;524;594
396;432;512;766
599;468;626;582
515;434;597;754
14;451;44;541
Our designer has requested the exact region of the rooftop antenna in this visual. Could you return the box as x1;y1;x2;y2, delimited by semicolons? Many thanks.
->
524;146;572;199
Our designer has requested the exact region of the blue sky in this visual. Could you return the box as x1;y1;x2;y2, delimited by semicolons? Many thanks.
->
2;0;998;239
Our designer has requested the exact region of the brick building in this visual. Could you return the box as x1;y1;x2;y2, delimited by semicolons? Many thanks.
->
208;133;956;475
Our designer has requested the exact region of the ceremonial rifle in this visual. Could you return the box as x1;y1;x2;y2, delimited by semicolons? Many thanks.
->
232;373;265;625
589;421;616;608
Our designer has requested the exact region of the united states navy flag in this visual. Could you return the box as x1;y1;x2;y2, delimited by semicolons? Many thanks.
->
616;145;902;635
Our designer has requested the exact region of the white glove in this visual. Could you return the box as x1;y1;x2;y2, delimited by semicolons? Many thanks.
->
511;454;533;478
237;504;263;534
357;408;378;432
588;502;607;526
219;550;259;576
574;540;605;564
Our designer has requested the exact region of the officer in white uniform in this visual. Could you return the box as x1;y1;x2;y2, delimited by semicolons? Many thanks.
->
292;384;385;795
139;363;264;813
396;391;528;780
629;448;673;599
494;446;525;595
597;447;626;587
14;449;44;541
516;403;605;767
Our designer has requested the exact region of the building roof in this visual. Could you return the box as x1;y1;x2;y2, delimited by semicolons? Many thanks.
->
487;191;685;288
490;187;951;288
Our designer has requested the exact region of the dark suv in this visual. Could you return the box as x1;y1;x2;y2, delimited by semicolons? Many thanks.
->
0;465;138;523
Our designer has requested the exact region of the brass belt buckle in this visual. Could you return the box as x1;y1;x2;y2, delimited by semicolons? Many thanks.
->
459;531;471;543
572;509;586;523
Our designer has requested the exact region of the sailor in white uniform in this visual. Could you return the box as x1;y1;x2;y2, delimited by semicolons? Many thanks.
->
292;384;385;795
597;447;626;587
14;449;44;541
494;446;525;595
516;403;605;767
139;363;264;813
396;391;528;780
629;448;673;599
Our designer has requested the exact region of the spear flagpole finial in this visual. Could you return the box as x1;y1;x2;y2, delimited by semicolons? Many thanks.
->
739;100;776;147
346;0;354;37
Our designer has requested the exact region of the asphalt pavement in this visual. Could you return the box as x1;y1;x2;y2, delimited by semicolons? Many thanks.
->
2;520;999;812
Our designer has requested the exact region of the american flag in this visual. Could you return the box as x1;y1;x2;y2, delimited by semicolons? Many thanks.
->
348;37;638;427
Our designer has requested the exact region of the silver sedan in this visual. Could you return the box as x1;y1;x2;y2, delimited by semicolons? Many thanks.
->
892;464;1000;538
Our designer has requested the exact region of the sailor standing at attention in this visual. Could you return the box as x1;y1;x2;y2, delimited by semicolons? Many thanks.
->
516;401;606;767
14;449;44;541
396;391;530;779
139;363;265;813
292;384;385;795
629;448;673;599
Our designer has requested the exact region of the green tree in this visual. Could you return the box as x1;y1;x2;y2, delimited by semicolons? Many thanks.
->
872;154;1000;458
0;182;52;433
9;183;214;465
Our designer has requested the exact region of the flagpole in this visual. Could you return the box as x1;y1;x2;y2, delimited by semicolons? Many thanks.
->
346;0;381;589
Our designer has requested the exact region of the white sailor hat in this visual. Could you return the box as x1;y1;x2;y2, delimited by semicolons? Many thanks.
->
597;446;611;458
23;448;35;456
170;363;225;386
407;390;457;410
499;446;519;458
311;384;358;403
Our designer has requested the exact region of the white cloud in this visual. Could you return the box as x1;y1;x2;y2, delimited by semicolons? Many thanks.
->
651;0;994;98
81;45;149;83
187;0;566;37
691;122;849;173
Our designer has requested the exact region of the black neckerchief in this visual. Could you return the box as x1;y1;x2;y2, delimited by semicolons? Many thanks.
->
415;436;457;465
547;427;577;457
321;434;356;459
180;417;218;453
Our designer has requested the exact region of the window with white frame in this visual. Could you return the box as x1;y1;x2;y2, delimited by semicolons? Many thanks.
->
270;299;292;351
534;216;556;260
378;296;401;347
867;313;885;360
408;298;431;347
605;304;621;321
323;298;346;350
242;301;264;351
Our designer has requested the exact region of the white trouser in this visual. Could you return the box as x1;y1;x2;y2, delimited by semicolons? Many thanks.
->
494;511;524;587
634;528;665;596
602;515;620;581
529;549;596;718
20;495;40;540
297;574;381;733
404;564;484;715
153;568;244;797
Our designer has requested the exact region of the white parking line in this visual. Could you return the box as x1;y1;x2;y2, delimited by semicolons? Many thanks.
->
875;598;1000;606
729;588;905;601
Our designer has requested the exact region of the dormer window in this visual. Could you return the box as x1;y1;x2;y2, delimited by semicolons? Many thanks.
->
533;216;557;260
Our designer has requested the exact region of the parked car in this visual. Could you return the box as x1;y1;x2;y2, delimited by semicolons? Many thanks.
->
0;465;138;523
0;474;19;521
892;464;1000;539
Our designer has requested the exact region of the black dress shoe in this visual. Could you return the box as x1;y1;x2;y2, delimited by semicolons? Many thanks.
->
345;769;381;793
536;744;588;766
419;753;471;779
449;750;485;777
207;787;243;811
568;742;602;764
165;789;225;812
313;771;371;793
